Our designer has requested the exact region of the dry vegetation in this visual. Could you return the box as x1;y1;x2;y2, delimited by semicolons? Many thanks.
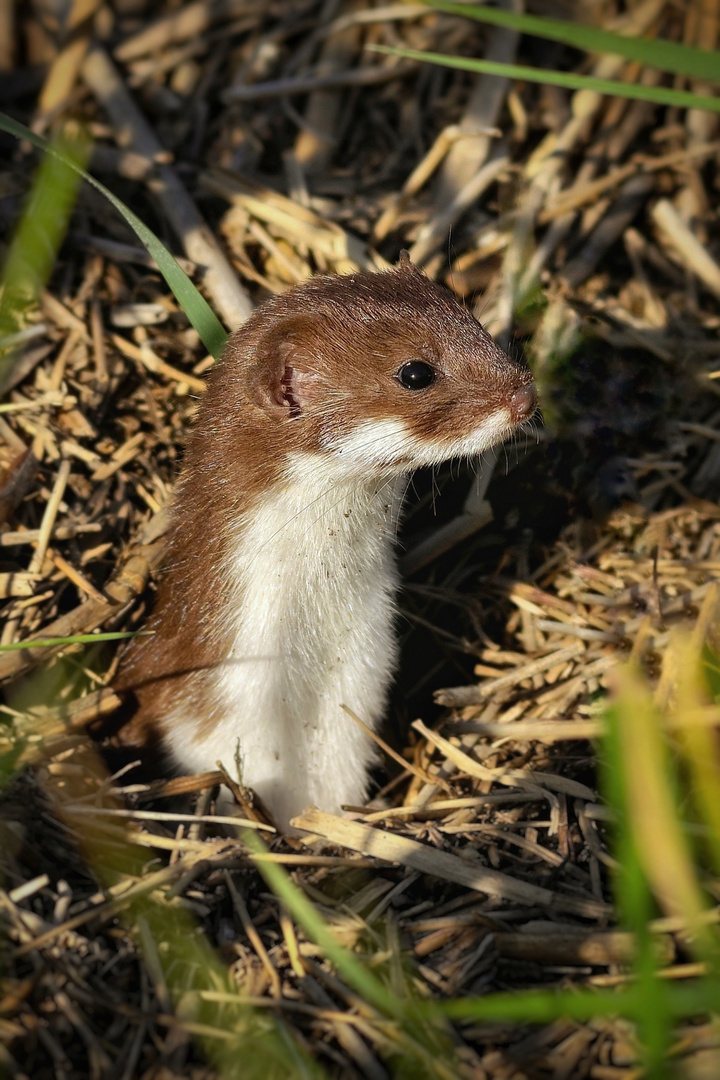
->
2;0;720;1077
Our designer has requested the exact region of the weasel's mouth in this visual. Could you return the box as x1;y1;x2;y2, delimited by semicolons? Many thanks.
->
322;411;531;473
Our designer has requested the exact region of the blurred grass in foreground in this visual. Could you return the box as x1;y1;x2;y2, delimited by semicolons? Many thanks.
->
17;601;720;1077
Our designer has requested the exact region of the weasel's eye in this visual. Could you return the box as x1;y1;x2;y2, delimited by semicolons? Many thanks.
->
396;360;436;390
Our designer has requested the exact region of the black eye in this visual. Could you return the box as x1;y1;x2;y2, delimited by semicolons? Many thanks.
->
396;360;436;391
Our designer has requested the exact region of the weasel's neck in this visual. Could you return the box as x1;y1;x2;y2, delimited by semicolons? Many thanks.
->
165;456;407;668
220;463;405;630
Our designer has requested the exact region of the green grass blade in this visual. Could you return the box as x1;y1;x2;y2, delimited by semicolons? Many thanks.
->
0;130;89;393
245;829;402;1019
425;2;720;84
373;47;720;114
70;818;324;1080
0;632;141;650
605;687;673;1078
0;111;228;358
436;977;720;1023
679;641;720;883
246;831;461;1077
130;901;322;1080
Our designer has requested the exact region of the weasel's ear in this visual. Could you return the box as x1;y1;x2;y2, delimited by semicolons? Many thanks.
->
249;314;323;419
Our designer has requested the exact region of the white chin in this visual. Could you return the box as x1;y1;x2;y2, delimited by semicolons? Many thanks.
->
323;414;516;472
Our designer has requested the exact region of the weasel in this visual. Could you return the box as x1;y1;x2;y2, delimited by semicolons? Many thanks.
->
115;260;536;830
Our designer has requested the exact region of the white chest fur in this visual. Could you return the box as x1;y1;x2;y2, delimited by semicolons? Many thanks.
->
164;453;405;829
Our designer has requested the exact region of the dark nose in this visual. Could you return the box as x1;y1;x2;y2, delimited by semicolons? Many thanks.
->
509;382;537;422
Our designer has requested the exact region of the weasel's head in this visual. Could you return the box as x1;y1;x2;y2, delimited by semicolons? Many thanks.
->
220;261;537;476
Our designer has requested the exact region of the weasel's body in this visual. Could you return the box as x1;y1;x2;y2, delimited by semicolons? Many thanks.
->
116;263;536;829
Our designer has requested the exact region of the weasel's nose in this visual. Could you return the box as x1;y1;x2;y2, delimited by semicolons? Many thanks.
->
508;382;537;422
